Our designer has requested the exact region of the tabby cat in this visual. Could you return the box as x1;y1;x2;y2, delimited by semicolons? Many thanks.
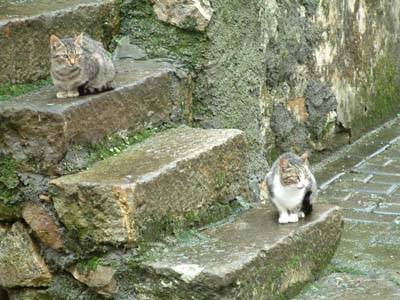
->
50;33;115;99
266;152;317;224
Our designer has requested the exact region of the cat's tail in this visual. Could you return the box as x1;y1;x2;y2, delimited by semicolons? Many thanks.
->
78;82;114;96
301;190;313;216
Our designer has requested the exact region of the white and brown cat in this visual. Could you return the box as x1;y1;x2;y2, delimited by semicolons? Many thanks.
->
266;152;317;224
50;33;115;99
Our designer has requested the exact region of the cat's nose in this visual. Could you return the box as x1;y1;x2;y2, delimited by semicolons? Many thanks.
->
69;58;76;65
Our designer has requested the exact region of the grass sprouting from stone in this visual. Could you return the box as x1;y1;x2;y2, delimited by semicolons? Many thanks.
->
0;79;51;102
0;154;20;204
76;256;101;273
61;126;173;174
139;197;252;244
87;127;160;165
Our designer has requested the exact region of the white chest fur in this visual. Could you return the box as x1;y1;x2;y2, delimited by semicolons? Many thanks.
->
271;175;306;210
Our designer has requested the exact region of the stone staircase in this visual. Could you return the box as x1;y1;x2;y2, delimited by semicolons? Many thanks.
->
0;1;343;299
0;59;191;175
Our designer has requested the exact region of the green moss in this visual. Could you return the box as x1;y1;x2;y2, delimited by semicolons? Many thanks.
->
46;275;102;300
215;171;225;189
96;0;121;51
139;198;250;243
117;0;208;71
87;128;158;165
356;53;400;131
76;256;101;273
321;263;366;276
0;79;51;102
0;154;21;205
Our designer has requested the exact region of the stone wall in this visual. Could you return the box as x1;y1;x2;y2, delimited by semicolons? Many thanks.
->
314;0;400;138
121;0;400;198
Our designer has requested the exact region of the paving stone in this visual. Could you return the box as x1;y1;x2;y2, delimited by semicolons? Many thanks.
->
370;174;400;185
137;205;342;300
0;0;118;84
296;213;400;299
381;146;400;159
296;120;400;299
49;128;250;247
318;189;352;203
0;59;192;175
0;222;52;288
365;154;400;166
321;192;378;211
294;273;400;300
356;162;400;175
332;222;400;273
342;209;399;224
346;172;374;183
374;203;400;216
344;140;388;160
328;178;394;195
314;155;363;184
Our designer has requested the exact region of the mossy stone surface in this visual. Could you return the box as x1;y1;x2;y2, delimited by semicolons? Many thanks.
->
120;0;267;199
50;127;251;247
136;205;342;299
0;59;191;175
0;222;52;288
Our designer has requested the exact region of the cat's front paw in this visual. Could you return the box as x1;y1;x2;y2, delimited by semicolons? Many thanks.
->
56;91;68;99
278;214;290;224
298;211;305;218
67;91;79;98
288;213;299;223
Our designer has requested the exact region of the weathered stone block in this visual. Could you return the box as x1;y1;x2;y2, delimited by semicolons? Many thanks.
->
49;128;250;247
22;202;64;250
0;60;192;175
70;265;118;295
137;205;342;299
7;288;51;300
0;0;118;84
0;222;52;288
151;0;213;32
0;202;21;221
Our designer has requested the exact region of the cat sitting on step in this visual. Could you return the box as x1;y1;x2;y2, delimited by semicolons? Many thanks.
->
265;152;317;224
50;33;115;99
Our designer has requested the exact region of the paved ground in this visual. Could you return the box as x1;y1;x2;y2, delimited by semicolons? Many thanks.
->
295;119;400;299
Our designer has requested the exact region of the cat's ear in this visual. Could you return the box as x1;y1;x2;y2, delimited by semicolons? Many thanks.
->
75;33;84;46
300;152;309;162
50;34;62;50
279;158;289;170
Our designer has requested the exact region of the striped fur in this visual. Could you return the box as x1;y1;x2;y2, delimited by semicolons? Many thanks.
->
265;152;317;224
50;33;115;99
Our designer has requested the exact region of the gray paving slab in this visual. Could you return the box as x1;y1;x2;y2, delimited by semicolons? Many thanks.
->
296;118;400;299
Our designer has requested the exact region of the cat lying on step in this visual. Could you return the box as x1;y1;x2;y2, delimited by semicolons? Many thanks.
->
50;33;115;99
266;152;317;224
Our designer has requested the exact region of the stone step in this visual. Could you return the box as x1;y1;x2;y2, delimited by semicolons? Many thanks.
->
0;59;191;175
0;0;118;84
136;205;342;300
49;127;250;247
